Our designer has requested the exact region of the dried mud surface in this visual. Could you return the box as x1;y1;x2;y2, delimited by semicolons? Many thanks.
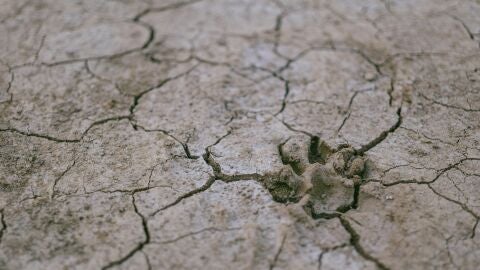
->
1;0;480;269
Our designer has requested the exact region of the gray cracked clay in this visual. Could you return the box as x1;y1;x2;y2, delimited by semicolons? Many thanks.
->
1;0;480;269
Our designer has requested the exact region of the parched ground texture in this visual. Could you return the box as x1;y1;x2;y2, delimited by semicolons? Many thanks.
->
1;0;480;269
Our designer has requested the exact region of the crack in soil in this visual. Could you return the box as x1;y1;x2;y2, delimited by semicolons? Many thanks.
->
101;194;150;270
339;216;390;270
0;209;6;244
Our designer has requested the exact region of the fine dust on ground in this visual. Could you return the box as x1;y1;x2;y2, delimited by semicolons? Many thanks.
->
1;0;480;269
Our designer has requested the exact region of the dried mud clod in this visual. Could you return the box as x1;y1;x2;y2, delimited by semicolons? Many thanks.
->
264;167;303;203
270;136;366;219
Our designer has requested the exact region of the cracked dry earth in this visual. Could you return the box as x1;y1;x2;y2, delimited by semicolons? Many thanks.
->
1;1;480;270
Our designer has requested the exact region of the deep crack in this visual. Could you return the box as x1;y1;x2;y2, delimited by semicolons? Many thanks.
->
356;106;403;154
339;216;390;270
101;195;150;269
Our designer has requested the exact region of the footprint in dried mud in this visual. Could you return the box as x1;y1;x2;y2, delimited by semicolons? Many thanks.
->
266;136;365;219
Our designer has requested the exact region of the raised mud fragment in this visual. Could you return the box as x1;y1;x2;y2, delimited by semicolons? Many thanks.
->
264;167;303;203
278;136;311;175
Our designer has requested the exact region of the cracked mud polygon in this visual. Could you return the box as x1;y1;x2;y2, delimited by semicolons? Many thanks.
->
1;0;480;269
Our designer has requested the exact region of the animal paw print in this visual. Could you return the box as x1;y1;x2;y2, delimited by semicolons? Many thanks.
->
265;136;366;218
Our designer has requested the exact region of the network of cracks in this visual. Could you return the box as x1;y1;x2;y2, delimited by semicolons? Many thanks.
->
205;135;368;221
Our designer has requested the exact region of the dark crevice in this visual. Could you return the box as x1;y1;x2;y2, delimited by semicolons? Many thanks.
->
148;130;260;217
0;128;80;143
128;66;197;122
150;177;216;217
275;80;290;115
351;182;361;209
278;119;315;137
200;129;234;175
154;134;365;231
0;66;14;104
338;87;377;132
308;136;333;164
308;136;321;163
339;216;390;270
0;0;32;24
51;159;76;199
338;91;360;133
274;13;283;32
136;21;155;50
202;149;223;176
84;60;115;85
277;46;320;74
318;243;349;270
9;35;45;69
311;43;384;76
254;66;291;116
141;251;152;270
371;157;480;239
419;92;480;112
90;185;173;196
204;143;265;183
337;111;351;133
310;211;342;220
450;15;475;41
1;115;129;143
272;10;288;60
155;227;240;245
132;131;233;217
133;0;203;22
388;74;396;106
129;78;171;116
381;157;480;187
341;47;383;75
221;173;264;183
180;143;197;160
0;209;6;243
400;126;457;147
135;125;199;159
101;195;150;269
43;48;140;67
81;115;131;138
356;106;402;154
381;179;426;187
471;219;479;239
427;184;479;238
40;18;159;67
269;233;287;270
